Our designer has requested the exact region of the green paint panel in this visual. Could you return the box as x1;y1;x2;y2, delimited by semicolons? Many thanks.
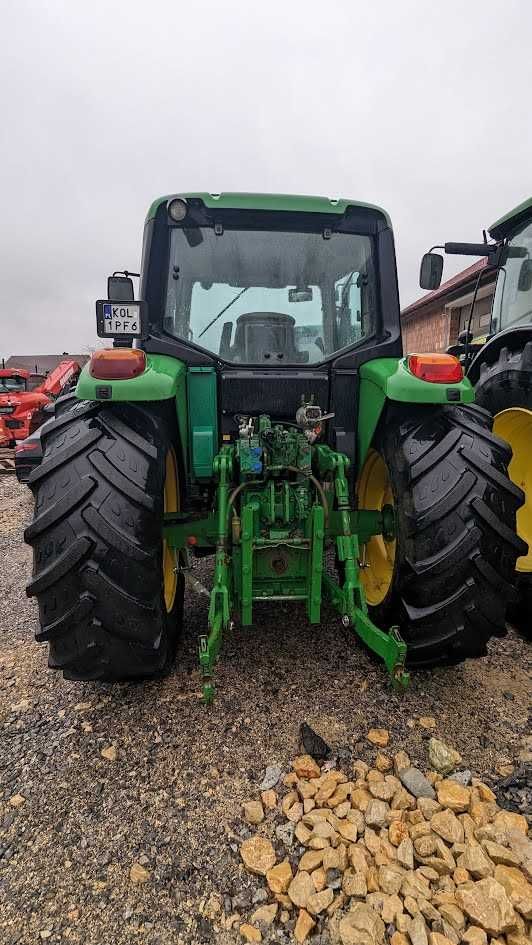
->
76;353;186;402
187;367;218;479
146;192;391;226
490;196;532;239
361;357;474;403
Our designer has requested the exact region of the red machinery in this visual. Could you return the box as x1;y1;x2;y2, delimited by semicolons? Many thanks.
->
0;359;81;447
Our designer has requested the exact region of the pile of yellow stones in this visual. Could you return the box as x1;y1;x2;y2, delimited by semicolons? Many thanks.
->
237;737;532;945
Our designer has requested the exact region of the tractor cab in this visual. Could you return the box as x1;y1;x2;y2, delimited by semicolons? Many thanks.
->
124;194;406;472
0;369;29;394
490;202;532;335
160;206;379;368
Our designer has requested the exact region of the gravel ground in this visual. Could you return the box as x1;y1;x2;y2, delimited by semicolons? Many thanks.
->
0;476;530;945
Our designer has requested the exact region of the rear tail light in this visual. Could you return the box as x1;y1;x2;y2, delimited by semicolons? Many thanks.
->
15;441;40;452
89;349;146;380
408;353;463;384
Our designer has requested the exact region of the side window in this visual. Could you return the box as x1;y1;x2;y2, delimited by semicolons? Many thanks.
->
499;221;532;329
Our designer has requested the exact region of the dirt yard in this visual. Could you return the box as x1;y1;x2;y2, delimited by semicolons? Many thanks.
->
0;477;530;945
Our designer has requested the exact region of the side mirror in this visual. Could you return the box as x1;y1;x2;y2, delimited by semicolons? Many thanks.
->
108;275;134;301
419;252;444;290
458;329;473;345
518;258;532;292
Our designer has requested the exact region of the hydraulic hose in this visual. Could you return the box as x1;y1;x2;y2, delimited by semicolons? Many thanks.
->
286;466;329;528
224;469;329;536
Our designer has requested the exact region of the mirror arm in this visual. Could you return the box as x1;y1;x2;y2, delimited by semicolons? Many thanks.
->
442;242;505;268
443;242;494;256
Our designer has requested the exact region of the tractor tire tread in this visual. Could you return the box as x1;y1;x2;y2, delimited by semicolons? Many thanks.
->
99;411;158;458
472;497;528;553
81;506;152;562
24;477;97;541
87;449;155;510
474;342;532;635
459;445;525;501
36;592;95;642
40;399;100;440
26;536;93;596
28;428;103;484
369;403;524;665
25;402;182;681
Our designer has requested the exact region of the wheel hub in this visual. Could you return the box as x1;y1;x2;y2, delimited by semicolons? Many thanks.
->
356;449;396;606
493;407;532;573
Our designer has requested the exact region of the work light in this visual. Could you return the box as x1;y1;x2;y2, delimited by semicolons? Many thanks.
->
168;198;188;222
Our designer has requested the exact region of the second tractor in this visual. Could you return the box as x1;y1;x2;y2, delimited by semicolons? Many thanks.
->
420;197;532;632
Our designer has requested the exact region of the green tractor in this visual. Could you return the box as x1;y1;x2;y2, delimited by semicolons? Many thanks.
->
420;197;532;633
25;194;526;700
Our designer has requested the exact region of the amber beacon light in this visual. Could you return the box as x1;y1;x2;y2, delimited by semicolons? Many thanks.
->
89;349;146;380
408;353;463;383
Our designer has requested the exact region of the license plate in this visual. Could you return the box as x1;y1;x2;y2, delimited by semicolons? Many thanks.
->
96;299;146;339
102;302;141;335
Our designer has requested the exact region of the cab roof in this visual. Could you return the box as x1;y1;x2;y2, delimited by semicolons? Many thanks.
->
0;368;29;379
489;196;532;240
145;192;392;227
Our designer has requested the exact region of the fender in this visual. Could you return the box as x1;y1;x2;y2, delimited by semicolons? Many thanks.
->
76;352;189;470
467;325;532;385
357;357;474;469
76;352;186;401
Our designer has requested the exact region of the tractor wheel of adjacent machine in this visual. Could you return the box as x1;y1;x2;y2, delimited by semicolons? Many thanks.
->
356;403;526;665
53;391;80;417
474;343;532;637
25;402;184;680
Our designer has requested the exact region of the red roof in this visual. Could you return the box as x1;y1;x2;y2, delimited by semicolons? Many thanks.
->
5;354;89;374
402;258;489;319
0;368;30;379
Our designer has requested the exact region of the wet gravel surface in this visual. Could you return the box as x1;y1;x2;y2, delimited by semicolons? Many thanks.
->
0;477;530;944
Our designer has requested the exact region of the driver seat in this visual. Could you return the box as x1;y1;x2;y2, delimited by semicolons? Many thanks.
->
229;312;304;362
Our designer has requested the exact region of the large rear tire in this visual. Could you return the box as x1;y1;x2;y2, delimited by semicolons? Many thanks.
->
25;401;184;680
473;343;532;637
356;403;526;665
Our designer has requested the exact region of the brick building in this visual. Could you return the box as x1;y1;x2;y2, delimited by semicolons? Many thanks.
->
401;259;497;354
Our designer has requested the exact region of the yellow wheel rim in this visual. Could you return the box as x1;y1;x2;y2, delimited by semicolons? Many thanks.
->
163;448;179;612
493;407;532;573
356;449;396;606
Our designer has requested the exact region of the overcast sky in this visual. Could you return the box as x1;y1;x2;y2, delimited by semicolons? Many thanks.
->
1;0;531;356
